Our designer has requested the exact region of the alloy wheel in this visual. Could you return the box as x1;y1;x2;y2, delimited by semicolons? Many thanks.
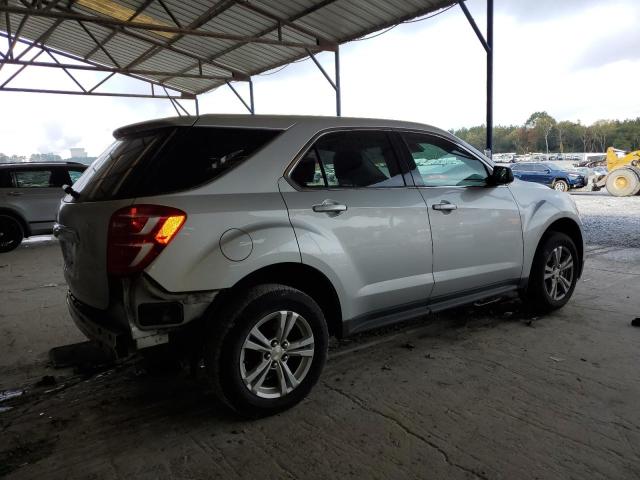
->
544;246;574;301
240;311;315;399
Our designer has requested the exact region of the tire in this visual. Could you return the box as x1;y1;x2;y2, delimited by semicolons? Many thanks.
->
0;214;24;253
204;284;329;418
605;168;640;197
524;232;579;313
552;179;569;192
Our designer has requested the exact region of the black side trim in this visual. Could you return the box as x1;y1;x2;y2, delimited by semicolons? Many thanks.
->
342;280;520;337
343;300;429;336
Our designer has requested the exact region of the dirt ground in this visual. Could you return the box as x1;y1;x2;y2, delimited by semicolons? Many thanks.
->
1;193;639;479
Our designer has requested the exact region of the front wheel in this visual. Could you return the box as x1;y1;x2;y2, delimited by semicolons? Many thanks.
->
553;179;569;192
204;284;328;418
524;232;579;313
0;215;24;253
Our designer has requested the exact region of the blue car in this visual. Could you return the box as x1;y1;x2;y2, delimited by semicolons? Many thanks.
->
510;162;587;192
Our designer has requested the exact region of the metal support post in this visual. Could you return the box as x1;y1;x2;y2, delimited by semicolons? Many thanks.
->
306;48;341;116
226;80;254;114
249;78;255;114
486;0;494;156
335;47;341;116
459;0;494;155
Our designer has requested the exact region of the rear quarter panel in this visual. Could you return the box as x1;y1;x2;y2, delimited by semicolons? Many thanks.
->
143;191;301;293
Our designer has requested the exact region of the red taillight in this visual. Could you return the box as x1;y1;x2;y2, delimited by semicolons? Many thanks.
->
107;205;186;276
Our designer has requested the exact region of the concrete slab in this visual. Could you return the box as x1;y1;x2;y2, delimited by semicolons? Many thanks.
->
1;195;639;479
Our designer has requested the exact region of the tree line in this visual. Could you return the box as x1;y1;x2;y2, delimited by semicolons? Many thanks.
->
451;112;640;154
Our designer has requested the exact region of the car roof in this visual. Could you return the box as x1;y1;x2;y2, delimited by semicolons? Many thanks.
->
0;162;86;168
112;114;491;165
114;114;452;140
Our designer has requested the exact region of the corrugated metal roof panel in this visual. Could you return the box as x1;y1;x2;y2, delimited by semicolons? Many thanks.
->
1;0;457;96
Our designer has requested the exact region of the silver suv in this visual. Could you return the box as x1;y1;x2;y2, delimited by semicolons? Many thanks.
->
0;162;86;252
55;115;584;417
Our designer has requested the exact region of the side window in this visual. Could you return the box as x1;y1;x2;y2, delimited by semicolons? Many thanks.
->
290;148;325;188
290;131;404;189
68;168;85;184
402;133;488;187
13;169;54;188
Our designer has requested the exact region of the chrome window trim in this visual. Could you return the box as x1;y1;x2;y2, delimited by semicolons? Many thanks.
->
284;126;437;192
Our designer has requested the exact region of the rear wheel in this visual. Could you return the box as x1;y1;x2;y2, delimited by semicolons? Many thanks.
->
204;284;328;418
553;179;569;192
524;232;578;313
0;215;24;253
605;168;640;197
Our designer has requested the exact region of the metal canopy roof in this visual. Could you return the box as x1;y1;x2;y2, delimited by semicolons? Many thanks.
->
0;0;456;99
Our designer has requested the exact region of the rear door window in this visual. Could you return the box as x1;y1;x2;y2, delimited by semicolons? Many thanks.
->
290;130;405;189
73;127;282;201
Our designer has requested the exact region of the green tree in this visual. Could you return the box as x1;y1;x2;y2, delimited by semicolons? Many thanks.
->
526;111;557;153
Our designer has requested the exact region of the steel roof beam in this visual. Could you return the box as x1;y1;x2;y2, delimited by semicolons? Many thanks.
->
0;31;196;96
0;86;195;99
2;58;236;80
161;0;341;87
82;0;155;60
235;1;336;50
0;5;332;50
123;0;239;71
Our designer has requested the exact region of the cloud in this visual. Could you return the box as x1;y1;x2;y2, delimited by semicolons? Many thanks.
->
497;0;612;21
36;121;82;154
574;26;640;70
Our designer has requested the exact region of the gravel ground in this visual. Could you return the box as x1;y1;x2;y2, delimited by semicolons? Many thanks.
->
571;191;640;247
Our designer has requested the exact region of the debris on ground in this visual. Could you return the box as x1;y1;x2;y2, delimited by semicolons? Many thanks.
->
549;356;565;362
402;342;416;350
49;341;115;369
0;389;24;402
381;364;392;371
34;376;57;388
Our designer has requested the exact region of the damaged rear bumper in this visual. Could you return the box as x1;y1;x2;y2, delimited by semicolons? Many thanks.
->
67;292;132;358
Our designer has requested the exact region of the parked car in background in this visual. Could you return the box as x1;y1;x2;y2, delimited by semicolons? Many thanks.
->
510;162;587;191
54;115;584;417
0;162;86;252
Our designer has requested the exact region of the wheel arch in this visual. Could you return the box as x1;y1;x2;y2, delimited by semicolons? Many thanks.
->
0;208;30;237
210;262;344;338
535;217;584;278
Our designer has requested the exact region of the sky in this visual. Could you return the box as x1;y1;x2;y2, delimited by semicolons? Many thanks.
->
1;0;639;157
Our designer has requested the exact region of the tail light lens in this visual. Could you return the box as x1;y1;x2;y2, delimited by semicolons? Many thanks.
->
107;205;186;276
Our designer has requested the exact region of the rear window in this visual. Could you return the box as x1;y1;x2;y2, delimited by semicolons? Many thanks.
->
72;127;282;201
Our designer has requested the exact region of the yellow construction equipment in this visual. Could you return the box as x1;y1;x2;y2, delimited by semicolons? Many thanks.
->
592;147;640;196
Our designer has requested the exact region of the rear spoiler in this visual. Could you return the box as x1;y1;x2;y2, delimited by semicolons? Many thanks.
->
113;116;198;139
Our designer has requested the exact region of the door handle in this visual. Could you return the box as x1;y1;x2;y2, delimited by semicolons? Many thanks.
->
7;191;23;196
432;202;457;211
312;200;347;215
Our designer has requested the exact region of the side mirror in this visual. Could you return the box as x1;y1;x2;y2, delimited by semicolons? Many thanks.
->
488;165;514;186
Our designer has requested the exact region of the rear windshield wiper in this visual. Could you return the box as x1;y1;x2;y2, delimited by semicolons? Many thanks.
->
62;184;80;199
